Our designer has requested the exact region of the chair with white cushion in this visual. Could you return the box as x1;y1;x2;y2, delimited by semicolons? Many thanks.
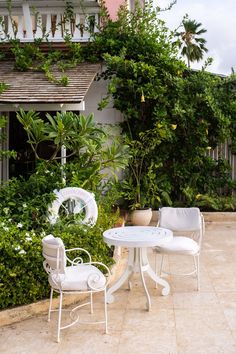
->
154;207;205;290
42;234;111;342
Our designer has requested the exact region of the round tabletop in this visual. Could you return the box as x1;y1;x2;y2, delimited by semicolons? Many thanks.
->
103;226;173;248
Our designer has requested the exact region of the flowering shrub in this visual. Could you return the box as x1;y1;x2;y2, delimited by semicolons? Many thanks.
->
91;2;236;206
0;219;48;309
0;112;127;309
0;203;118;309
0;164;65;230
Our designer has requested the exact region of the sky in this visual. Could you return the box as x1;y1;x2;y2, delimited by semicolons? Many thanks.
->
153;0;236;75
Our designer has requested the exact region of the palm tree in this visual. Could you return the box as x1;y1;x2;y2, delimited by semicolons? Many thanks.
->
175;17;208;68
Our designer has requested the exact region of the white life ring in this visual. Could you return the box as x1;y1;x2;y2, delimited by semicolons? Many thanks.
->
48;187;98;226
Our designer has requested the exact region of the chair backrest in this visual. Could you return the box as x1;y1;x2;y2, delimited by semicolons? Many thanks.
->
42;234;66;274
158;207;203;234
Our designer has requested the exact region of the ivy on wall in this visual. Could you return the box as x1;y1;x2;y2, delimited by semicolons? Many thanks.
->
0;82;8;94
86;1;236;207
0;0;104;86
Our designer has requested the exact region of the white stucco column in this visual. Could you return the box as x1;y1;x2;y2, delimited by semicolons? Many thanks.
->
22;1;33;39
60;105;66;166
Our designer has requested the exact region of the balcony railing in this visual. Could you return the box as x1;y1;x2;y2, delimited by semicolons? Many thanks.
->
0;1;100;42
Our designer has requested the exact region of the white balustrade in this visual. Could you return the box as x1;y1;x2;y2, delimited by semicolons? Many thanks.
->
34;13;43;39
0;3;100;42
45;13;53;39
73;13;81;39
16;15;24;39
53;13;63;40
7;16;15;38
22;2;33;39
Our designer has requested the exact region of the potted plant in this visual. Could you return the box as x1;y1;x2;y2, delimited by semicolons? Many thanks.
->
121;124;172;226
121;140;151;225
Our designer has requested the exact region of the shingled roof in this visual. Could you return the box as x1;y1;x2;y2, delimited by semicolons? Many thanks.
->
0;62;101;104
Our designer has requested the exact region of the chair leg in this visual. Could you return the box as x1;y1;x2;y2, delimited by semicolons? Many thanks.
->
104;289;108;334
90;292;94;314
57;292;63;343
48;288;53;322
193;255;197;272
193;255;200;291
196;255;200;291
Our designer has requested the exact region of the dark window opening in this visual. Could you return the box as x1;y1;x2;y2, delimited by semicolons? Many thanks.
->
8;110;80;179
9;112;35;179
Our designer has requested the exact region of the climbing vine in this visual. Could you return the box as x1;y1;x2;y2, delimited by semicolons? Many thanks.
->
0;0;101;86
0;82;8;94
87;0;236;208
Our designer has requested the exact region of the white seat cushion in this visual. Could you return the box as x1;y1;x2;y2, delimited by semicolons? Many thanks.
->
49;264;106;291
155;236;200;255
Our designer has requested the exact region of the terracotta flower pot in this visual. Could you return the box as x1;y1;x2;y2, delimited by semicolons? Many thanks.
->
130;208;152;226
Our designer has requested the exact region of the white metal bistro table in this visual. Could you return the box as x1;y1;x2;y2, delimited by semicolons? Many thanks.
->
103;226;173;311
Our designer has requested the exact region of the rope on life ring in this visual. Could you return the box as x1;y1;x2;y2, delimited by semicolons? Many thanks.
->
48;187;98;226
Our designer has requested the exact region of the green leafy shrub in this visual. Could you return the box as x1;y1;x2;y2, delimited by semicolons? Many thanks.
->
0;203;118;310
88;1;236;206
48;204;119;264
0;111;128;310
0;222;48;309
0;164;63;230
192;194;236;211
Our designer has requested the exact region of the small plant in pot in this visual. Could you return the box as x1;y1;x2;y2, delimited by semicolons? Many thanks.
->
120;138;155;225
121;163;157;226
121;123;173;225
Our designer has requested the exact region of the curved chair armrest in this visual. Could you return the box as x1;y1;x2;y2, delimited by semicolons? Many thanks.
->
65;247;92;265
87;261;112;290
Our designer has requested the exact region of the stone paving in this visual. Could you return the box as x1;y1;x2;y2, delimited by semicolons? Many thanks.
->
1;221;236;353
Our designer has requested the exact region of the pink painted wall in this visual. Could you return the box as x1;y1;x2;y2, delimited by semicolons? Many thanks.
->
105;0;126;20
104;1;144;20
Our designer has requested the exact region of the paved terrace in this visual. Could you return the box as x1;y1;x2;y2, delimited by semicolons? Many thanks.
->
1;220;236;353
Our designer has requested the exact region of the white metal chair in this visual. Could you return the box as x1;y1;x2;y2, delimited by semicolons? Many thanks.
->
42;234;111;342
154;207;205;290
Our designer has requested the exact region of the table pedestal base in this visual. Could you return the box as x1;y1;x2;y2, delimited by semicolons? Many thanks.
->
107;247;170;311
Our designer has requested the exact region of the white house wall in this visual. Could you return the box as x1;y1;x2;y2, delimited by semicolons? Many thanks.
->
83;79;123;125
83;79;124;181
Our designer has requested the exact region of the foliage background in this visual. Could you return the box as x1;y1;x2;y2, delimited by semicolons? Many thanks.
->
85;1;236;209
0;112;127;309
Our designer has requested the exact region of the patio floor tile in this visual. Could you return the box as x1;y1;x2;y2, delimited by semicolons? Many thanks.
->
175;308;236;353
